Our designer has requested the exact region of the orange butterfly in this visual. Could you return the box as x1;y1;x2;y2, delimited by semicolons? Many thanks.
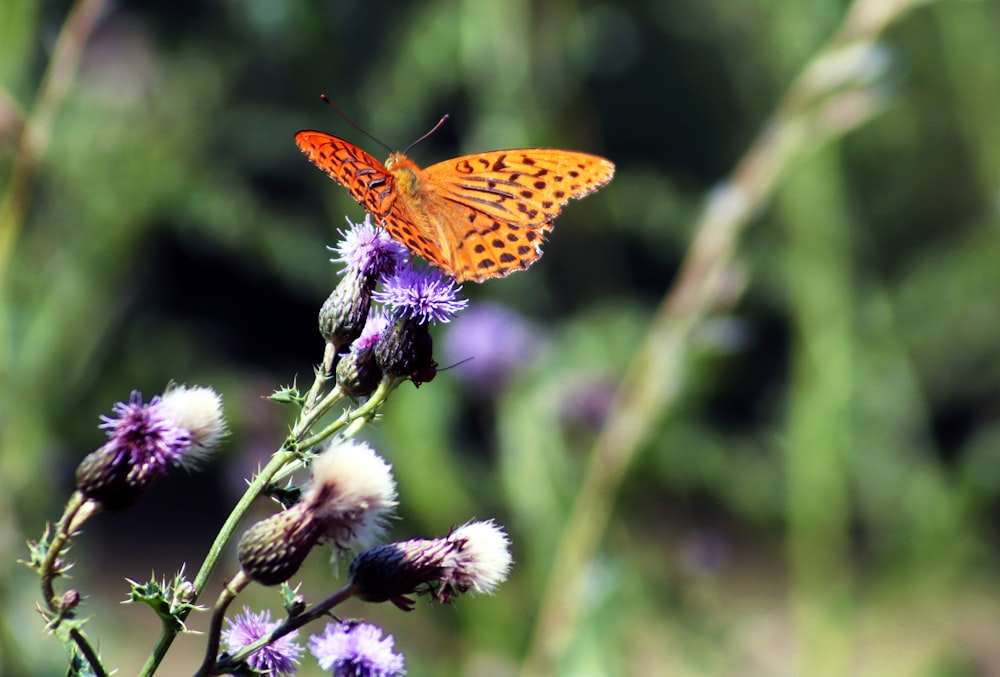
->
295;127;615;283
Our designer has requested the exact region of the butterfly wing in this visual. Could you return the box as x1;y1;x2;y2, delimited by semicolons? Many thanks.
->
421;149;615;281
295;130;396;218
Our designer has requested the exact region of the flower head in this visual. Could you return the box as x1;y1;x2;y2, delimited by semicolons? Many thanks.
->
331;215;408;279
308;621;405;677
305;438;398;551
222;607;303;676
97;391;192;469
159;384;228;460
336;309;389;397
373;264;467;325
77;387;225;511
352;308;390;355
237;438;397;586
350;520;512;610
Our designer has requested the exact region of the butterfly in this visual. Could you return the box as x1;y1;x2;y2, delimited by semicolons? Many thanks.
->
295;128;615;283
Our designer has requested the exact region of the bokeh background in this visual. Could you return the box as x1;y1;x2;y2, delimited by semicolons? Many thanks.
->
3;0;1000;675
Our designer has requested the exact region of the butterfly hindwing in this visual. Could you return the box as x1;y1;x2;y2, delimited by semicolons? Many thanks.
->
423;149;615;229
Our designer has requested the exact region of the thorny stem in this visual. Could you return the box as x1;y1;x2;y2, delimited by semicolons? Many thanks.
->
518;0;925;675
298;377;400;449
68;628;109;677
193;571;251;677
303;342;339;411
293;382;346;443
40;492;87;609
38;492;105;677
214;583;357;675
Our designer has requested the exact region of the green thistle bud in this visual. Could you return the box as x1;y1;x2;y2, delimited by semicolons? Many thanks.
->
336;346;383;397
75;446;156;512
374;315;434;384
319;269;373;350
237;504;322;586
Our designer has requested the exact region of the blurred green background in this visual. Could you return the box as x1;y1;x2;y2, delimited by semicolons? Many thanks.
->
2;0;1000;675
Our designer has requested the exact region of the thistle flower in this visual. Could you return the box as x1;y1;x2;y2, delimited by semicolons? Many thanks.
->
306;438;398;550
373;264;467;325
320;216;408;349
349;520;512;610
336;309;389;397
332;215;408;279
308;620;405;677
75;386;226;511
221;607;303;676
372;264;466;384
238;439;397;586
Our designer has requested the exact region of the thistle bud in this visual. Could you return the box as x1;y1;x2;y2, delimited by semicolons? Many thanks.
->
237;438;397;586
319;268;372;349
237;504;322;586
350;520;512;610
322;215;409;350
373;314;435;384
336;309;388;397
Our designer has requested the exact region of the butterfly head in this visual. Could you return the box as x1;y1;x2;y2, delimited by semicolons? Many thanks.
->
385;153;421;198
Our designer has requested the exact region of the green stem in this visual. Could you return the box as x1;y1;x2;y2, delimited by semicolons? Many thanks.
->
298;378;400;449
293;383;346;443
193;571;251;677
38;492;106;676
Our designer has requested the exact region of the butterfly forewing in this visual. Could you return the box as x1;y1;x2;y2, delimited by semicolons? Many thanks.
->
294;131;395;217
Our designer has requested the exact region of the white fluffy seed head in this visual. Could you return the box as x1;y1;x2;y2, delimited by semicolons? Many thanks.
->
306;438;398;553
159;385;227;463
447;520;513;594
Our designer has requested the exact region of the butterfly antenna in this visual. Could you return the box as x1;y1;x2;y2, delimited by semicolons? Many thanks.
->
320;94;393;155
403;114;450;155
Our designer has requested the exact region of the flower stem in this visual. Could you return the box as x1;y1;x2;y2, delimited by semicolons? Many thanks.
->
37;492;105;675
193;570;251;677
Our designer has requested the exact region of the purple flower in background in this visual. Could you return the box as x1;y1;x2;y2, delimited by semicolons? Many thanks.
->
442;302;544;394
308;621;405;677
331;215;408;278
374;264;468;325
222;607;303;676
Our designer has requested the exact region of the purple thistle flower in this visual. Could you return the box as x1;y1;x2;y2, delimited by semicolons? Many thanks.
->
351;308;390;356
98;391;192;472
331;215;408;279
222;607;303;676
78;387;225;510
373;264;468;325
308;621;405;677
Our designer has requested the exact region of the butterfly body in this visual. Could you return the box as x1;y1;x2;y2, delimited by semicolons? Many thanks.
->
296;130;614;282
